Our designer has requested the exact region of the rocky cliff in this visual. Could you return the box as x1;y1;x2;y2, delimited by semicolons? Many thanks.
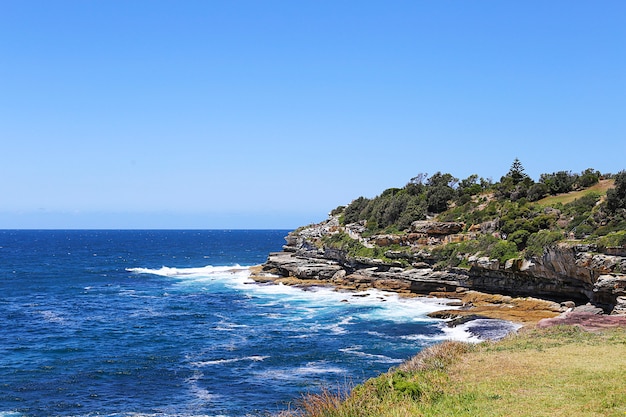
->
258;216;626;315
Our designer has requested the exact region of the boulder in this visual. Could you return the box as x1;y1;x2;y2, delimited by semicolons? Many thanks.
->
371;234;404;246
592;274;626;309
410;221;464;235
612;296;626;315
469;256;499;271
262;252;343;280
572;303;605;315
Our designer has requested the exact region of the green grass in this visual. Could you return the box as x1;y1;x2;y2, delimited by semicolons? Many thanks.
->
538;179;614;206
277;326;626;417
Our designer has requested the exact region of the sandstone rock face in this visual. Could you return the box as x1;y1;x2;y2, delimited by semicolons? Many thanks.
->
262;217;626;315
371;234;404;247
410;221;464;235
465;244;626;313
468;219;499;234
593;274;626;310
263;252;343;280
613;296;626;315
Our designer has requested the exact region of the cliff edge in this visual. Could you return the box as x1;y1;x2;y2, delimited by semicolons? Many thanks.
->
254;215;626;318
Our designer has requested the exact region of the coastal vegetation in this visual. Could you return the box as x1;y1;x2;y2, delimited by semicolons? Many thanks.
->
331;160;626;265
264;161;626;417
278;326;626;417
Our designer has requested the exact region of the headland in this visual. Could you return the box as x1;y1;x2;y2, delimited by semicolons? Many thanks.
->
253;166;626;328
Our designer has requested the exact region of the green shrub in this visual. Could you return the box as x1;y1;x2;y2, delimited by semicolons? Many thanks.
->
431;234;517;268
606;170;626;213
390;372;423;400
563;192;601;215
576;168;601;188
508;229;531;250
597;231;626;248
573;223;594;239
330;205;345;216
322;232;395;261
593;212;626;237
527;182;549;201
525;230;564;258
489;240;519;263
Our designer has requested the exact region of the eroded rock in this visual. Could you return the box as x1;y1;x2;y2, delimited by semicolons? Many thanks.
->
411;221;465;235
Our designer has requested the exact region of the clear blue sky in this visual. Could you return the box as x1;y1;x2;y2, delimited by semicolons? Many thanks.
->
1;1;624;229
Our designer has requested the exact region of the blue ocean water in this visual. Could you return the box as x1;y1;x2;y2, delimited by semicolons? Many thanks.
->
0;230;518;417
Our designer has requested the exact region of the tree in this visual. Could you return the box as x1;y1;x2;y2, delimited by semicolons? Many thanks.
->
427;172;458;188
527;182;549;201
540;171;576;195
607;171;626;213
426;172;458;213
507;158;528;185
343;196;369;224
576;168;600;189
405;173;428;196
497;159;533;201
396;195;427;230
455;174;484;205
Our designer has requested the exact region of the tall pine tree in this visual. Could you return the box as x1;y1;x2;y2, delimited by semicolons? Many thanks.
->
507;158;528;185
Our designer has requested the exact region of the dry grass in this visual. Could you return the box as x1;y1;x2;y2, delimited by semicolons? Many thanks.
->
397;341;473;373
446;326;626;416
537;179;614;206
276;326;626;417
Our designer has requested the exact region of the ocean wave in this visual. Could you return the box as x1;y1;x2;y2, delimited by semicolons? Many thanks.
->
126;265;255;293
339;346;404;364
437;318;523;343
125;264;517;343
246;283;461;325
127;265;462;332
190;355;269;367
255;361;347;381
126;265;248;278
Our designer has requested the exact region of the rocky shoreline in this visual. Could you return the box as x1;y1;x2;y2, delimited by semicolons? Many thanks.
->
250;260;566;327
251;216;626;328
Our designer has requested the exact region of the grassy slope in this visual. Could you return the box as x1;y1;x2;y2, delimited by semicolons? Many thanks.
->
281;326;626;417
537;179;615;206
445;326;626;417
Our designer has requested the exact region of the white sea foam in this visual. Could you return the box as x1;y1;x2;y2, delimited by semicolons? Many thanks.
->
128;264;454;314
364;330;386;337
126;264;514;343
339;346;404;364
191;355;269;367
418;319;524;343
399;333;448;342
38;310;66;325
185;371;218;403
117;414;227;417
249;282;459;325
440;325;483;343
296;362;348;375
127;265;249;279
256;361;347;381
450;319;522;341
